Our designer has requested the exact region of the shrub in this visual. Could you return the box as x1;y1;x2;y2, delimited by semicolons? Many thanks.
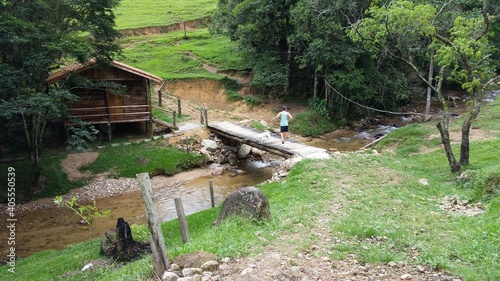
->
292;110;336;137
245;95;261;107
251;121;267;131
460;166;500;202
226;90;243;101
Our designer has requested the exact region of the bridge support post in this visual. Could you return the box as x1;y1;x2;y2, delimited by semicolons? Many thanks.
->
200;106;208;126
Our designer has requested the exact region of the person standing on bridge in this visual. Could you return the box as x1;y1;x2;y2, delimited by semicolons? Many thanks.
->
277;105;293;144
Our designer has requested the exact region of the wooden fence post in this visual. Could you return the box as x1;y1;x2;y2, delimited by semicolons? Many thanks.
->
136;173;170;276
204;109;208;127
177;98;181;117
209;179;215;208
200;106;205;124
174;198;190;243
172;111;176;127
158;90;162;107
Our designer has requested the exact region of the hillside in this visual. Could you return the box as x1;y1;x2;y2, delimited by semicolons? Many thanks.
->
114;0;217;30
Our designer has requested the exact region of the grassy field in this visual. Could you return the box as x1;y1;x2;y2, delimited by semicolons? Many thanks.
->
114;0;218;30
2;96;499;280
118;28;247;79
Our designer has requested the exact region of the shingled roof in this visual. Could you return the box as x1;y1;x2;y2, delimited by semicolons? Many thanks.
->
46;59;163;84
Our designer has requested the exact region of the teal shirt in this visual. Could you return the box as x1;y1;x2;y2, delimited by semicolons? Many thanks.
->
280;111;289;126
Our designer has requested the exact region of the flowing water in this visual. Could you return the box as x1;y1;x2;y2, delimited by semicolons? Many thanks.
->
0;162;274;259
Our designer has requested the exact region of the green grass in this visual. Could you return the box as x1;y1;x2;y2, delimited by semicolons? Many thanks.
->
118;28;246;79
152;107;190;124
82;141;205;178
0;155;86;203
114;0;218;30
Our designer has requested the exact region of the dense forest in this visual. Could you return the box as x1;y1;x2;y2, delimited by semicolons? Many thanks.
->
212;0;499;118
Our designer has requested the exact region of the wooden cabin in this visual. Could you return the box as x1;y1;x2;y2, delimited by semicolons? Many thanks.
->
46;59;163;140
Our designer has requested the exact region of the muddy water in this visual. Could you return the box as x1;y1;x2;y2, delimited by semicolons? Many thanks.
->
0;162;274;259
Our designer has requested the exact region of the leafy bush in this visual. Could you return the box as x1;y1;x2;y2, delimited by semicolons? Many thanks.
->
130;224;151;243
307;97;329;117
292;110;336;137
226;90;243;101
251;121;267;131
245;95;261;107
221;76;240;92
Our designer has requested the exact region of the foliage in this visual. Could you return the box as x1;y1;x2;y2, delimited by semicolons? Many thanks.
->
225;90;244;101
66;119;100;152
0;90;74;179
292;110;336;137
347;0;499;172
54;196;110;269
54;196;110;229
307;97;328;117
245;95;261;107
0;0;122;187
251;121;267;131
130;224;151;243
212;0;295;93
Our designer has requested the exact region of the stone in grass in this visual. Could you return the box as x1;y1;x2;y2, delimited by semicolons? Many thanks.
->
173;251;217;269
213;186;270;225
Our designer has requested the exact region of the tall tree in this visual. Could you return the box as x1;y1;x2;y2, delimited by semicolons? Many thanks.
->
348;0;499;172
0;0;121;187
212;0;297;95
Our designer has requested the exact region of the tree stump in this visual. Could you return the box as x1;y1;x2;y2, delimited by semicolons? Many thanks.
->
100;217;151;262
213;186;270;225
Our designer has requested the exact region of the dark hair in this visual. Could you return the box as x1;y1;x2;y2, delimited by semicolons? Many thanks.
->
282;106;288;111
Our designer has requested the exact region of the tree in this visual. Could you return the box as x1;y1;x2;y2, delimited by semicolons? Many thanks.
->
212;0;297;95
213;0;414;118
348;0;499;172
0;0;121;186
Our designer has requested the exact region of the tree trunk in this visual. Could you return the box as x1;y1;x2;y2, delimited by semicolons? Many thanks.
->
436;121;460;173
434;67;459;173
459;100;481;166
425;49;434;121
313;69;318;98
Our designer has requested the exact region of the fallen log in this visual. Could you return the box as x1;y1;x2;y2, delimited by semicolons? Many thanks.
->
359;134;387;150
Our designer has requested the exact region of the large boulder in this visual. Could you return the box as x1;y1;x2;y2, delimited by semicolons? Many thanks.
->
237;144;252;159
214;186;270;225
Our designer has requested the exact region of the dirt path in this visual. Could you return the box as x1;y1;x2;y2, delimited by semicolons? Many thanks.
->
61;152;99;181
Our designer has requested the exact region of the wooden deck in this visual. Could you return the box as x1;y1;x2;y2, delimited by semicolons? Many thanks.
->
207;121;331;159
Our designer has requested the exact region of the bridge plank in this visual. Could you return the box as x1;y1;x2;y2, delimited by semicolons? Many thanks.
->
207;122;330;159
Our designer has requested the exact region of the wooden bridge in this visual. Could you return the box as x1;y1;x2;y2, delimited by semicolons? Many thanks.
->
207;121;331;159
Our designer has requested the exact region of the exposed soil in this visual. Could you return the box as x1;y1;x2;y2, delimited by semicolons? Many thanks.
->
61;152;99;181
